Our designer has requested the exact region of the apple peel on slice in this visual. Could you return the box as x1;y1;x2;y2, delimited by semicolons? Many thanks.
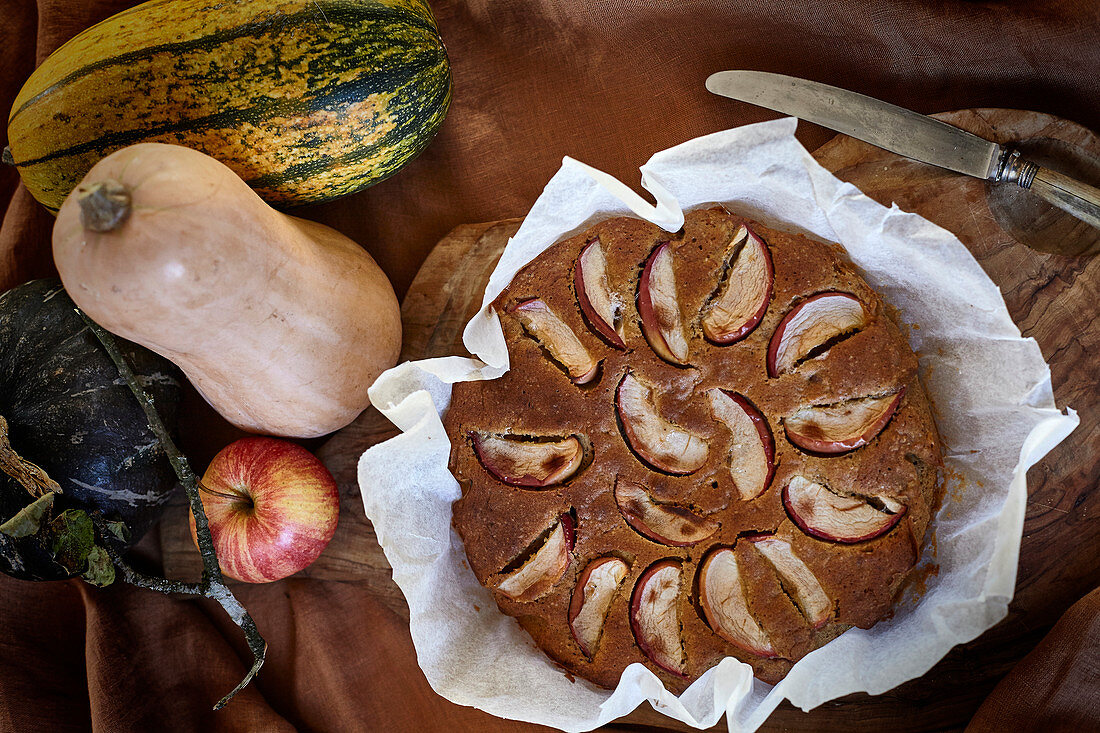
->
569;556;629;658
510;298;599;384
616;371;709;475
630;560;687;676
783;476;906;543
767;292;867;377
575;237;625;349
785;388;905;455
638;241;690;365
614;478;720;546
707;389;775;500
750;536;831;628
698;548;776;657
701;225;774;344
471;433;585;487
496;514;576;601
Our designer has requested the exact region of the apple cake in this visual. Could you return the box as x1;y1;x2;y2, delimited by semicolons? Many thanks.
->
443;206;942;691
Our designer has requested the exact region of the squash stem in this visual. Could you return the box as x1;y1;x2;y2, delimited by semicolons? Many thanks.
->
1;147;13;167
77;180;132;232
77;310;266;711
0;415;63;498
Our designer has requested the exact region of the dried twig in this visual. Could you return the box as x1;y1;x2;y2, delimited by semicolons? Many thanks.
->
78;309;266;710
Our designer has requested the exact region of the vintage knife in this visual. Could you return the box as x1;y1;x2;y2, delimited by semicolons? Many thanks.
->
706;70;1100;231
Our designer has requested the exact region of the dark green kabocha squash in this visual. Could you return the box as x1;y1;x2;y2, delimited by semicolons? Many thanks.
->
0;279;182;582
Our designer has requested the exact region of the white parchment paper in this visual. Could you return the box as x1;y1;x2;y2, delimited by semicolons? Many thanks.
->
357;118;1078;732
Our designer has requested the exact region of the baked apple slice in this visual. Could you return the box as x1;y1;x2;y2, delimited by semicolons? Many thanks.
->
785;388;905;455
496;513;576;601
614;478;720;546
616;371;708;475
707;389;775;500
749;535;831;628
701;225;773;344
766;292;867;377
511;298;599;384
698;547;775;657
630;560;686;676
638;241;690;365
783;476;906;543
471;433;585;487
575;237;625;349
569;556;629;658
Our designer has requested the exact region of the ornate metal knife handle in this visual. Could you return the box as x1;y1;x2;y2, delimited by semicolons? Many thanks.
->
993;148;1100;232
994;149;1039;187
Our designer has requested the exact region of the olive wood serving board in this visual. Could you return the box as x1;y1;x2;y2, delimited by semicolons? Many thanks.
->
158;109;1100;731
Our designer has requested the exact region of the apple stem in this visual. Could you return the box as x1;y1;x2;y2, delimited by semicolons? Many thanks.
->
79;309;266;711
197;479;247;504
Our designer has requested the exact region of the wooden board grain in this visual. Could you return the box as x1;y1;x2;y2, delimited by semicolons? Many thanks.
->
158;109;1100;731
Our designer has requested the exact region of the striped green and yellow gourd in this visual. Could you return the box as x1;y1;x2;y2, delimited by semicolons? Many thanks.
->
5;0;451;211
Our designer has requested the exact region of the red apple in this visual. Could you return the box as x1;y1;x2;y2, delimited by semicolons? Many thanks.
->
569;556;629;658
766;292;867;377
575;237;625;349
630;559;687;676
190;437;339;583
615;371;708;475
697;547;776;657
707;389;775;500
782;475;906;543
701;225;773;344
638;241;690;365
785;388;905;455
614;478;719;546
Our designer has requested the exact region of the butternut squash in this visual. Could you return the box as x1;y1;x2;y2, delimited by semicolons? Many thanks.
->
52;143;401;438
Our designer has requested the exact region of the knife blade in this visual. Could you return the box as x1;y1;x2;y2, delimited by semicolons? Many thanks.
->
705;70;1100;232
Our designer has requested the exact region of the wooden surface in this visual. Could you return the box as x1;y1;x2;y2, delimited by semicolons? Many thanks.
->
157;109;1100;731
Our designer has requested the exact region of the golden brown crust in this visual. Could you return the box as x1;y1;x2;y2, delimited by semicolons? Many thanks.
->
445;207;942;691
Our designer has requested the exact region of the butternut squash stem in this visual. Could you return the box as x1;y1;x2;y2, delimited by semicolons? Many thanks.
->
77;180;132;232
77;308;266;711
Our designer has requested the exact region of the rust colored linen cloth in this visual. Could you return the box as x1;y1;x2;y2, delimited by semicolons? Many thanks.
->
0;0;1098;730
968;586;1100;732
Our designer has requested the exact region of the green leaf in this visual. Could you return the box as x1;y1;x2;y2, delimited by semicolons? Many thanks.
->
0;492;56;538
103;519;130;543
81;546;116;587
49;509;95;573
